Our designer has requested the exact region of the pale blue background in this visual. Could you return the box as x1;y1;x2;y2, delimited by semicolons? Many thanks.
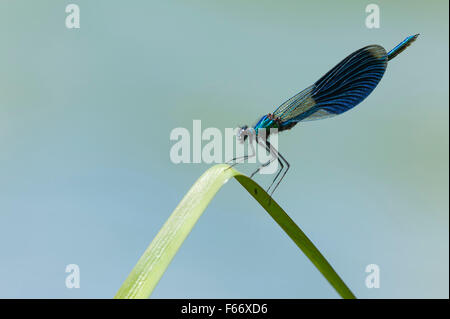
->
0;1;448;298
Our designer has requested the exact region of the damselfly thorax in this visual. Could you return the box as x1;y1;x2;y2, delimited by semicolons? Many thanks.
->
237;113;297;142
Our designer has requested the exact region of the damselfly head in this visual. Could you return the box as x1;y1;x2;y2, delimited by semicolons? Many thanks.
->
236;125;254;143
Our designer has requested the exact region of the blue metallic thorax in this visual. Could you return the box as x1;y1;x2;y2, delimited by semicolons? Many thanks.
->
253;115;280;136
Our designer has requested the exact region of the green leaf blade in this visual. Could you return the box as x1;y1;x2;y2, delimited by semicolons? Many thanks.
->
114;164;355;299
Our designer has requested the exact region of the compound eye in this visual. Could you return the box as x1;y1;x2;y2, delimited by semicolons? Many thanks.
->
236;128;247;143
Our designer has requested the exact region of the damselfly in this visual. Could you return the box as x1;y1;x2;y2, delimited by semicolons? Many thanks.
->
230;34;419;196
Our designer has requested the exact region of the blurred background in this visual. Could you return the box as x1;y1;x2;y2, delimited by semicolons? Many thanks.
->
0;0;448;298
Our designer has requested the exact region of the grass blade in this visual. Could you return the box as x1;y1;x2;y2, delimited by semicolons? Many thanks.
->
114;164;355;299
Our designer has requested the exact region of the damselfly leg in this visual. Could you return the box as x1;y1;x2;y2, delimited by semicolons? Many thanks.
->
267;148;290;197
249;138;287;197
226;136;257;169
261;139;289;196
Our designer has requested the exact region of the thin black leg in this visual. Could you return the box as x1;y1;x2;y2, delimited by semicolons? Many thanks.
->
229;137;290;198
264;139;284;195
250;158;274;178
225;137;257;169
249;139;274;177
267;159;284;194
268;150;290;197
